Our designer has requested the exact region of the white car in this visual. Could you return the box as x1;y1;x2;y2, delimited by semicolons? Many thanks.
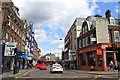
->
50;63;63;73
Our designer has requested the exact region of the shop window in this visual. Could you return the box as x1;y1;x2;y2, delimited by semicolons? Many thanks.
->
97;55;103;66
80;53;86;65
88;52;95;66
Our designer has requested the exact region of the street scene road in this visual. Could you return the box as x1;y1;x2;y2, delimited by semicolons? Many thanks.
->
2;66;120;80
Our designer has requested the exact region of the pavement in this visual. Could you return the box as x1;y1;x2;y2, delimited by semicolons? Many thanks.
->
0;68;32;79
71;70;119;75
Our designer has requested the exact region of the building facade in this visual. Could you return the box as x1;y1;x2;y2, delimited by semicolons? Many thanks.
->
0;0;40;73
77;10;120;71
63;18;84;69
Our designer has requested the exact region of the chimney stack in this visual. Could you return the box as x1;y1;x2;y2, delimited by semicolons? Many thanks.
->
105;9;111;18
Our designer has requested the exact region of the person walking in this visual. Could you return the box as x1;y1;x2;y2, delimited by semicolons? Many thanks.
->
114;60;118;70
109;60;114;71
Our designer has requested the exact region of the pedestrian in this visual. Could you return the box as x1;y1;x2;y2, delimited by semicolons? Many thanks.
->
109;60;114;71
114;60;118;70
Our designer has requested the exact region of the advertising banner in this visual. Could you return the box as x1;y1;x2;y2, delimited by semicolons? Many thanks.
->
4;42;17;56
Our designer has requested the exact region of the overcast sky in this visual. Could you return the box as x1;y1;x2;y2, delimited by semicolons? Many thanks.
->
12;0;120;58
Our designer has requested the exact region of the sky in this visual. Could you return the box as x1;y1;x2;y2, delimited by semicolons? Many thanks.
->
11;0;120;58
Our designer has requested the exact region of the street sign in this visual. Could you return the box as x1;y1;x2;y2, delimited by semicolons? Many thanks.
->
4;42;17;56
91;38;96;41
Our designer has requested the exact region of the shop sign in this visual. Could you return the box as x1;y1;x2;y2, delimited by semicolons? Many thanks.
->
80;48;92;53
96;49;102;55
91;38;96;41
4;42;17;56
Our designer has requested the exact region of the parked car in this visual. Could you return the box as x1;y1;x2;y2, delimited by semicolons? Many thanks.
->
50;63;63;73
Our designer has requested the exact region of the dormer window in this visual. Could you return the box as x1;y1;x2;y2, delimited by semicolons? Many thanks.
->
82;21;88;35
109;17;115;25
90;20;96;29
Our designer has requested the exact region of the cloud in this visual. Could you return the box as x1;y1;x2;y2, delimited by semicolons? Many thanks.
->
12;0;100;57
57;44;64;50
34;29;47;42
40;44;63;58
116;5;120;14
98;9;101;13
12;0;96;32
95;0;120;2
50;40;62;44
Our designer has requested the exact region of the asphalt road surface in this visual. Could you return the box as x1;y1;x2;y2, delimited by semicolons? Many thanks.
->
2;67;120;80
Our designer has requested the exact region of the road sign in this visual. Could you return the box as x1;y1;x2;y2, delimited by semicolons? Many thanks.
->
4;42;17;56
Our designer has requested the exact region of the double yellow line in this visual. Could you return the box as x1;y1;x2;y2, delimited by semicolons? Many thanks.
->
16;69;33;79
22;69;33;76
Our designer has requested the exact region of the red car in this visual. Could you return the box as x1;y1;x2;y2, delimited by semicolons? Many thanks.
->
36;60;47;70
39;64;47;70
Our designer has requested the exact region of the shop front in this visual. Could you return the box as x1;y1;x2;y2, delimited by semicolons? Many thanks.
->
77;43;119;71
3;56;15;72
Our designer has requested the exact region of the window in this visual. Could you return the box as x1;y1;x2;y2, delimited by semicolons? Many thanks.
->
110;17;115;25
83;39;84;47
8;20;11;26
84;38;86;47
15;27;17;33
97;55;103;66
79;40;82;49
90;34;94;45
74;30;76;40
82;27;84;34
12;23;14;30
84;25;88;33
86;37;89;46
88;52;95;66
6;33;8;40
13;39;16;42
106;53;114;67
10;36;12;42
80;53;86;65
90;21;95;29
114;31;120;42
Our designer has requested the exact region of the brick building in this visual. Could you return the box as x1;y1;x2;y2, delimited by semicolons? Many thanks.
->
77;10;120;71
0;0;41;73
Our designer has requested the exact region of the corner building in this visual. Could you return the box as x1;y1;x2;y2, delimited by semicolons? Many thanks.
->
77;10;120;71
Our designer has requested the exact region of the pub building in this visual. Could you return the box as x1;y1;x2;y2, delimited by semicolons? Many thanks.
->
77;10;120;71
